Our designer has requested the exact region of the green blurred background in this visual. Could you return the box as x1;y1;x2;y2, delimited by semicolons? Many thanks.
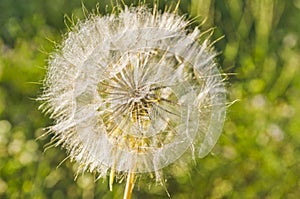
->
1;0;300;198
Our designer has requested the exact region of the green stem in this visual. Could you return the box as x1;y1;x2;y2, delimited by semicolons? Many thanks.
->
123;172;135;199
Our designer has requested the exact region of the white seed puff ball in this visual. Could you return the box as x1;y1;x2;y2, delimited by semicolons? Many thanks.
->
40;5;226;182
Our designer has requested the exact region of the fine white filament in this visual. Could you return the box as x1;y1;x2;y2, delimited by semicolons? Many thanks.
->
40;5;226;191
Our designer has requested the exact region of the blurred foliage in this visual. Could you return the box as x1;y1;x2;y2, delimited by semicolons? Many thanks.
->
1;0;300;198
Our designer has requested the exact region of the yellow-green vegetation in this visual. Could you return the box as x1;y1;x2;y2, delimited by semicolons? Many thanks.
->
0;0;299;198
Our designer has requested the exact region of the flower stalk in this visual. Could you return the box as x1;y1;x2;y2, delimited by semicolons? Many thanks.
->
123;172;135;199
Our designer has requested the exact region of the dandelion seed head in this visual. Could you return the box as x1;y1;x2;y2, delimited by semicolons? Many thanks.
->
40;5;226;182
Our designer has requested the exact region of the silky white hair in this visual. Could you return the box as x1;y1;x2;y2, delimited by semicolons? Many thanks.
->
39;5;226;185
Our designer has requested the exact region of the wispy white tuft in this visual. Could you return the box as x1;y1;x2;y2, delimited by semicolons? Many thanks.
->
39;5;226;185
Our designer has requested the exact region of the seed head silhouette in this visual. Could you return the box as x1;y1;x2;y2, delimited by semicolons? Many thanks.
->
39;4;226;199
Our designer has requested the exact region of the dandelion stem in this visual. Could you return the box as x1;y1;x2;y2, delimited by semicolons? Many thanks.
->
123;172;135;199
109;167;115;191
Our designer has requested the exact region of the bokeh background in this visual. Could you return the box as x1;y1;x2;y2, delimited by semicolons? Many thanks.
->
1;0;300;198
